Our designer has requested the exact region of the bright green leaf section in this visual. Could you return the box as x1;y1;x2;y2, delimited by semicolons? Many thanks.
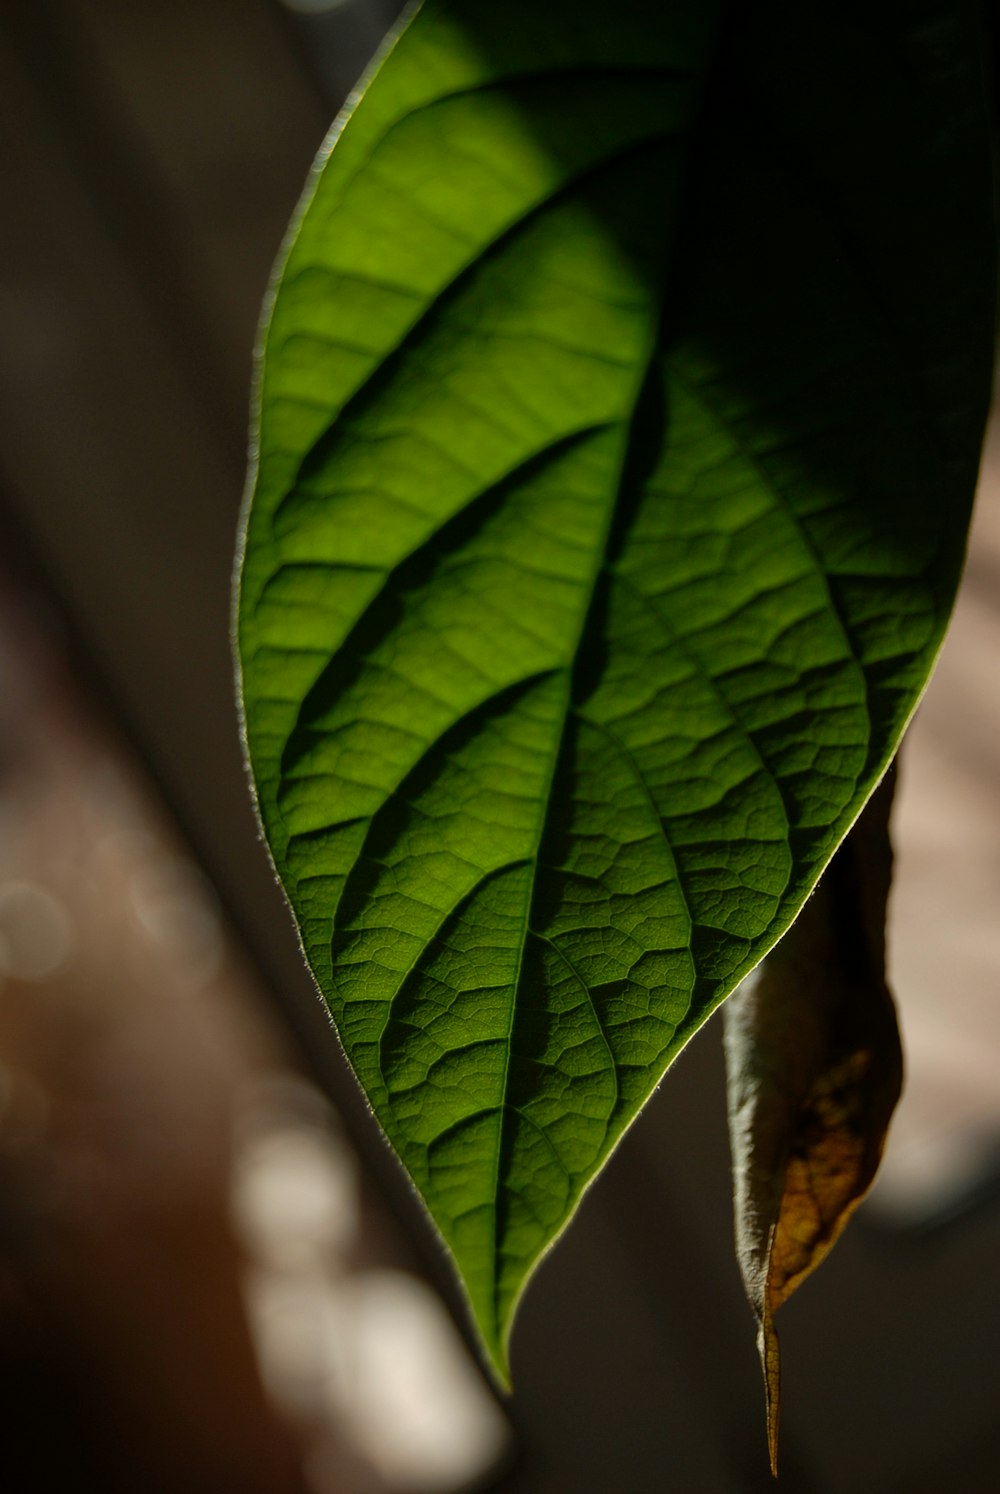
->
237;0;996;1377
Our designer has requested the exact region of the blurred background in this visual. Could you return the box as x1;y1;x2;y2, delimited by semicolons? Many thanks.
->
0;2;998;1490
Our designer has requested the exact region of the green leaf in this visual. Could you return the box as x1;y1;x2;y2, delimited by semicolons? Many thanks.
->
724;770;903;1474
236;0;996;1380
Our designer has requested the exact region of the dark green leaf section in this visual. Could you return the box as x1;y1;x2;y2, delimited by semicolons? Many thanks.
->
237;0;996;1376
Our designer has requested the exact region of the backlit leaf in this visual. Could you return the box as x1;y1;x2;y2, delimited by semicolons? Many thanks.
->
236;0;996;1379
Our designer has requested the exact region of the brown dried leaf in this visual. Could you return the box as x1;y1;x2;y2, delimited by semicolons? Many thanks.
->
724;769;903;1473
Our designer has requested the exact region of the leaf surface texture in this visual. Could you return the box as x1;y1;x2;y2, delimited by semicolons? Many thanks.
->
237;0;996;1376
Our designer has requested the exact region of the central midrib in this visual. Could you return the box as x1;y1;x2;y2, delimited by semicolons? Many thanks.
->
486;338;672;1348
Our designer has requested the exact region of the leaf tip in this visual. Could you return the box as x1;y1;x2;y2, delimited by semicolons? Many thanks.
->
479;1335;514;1398
465;1299;514;1397
760;1306;781;1478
